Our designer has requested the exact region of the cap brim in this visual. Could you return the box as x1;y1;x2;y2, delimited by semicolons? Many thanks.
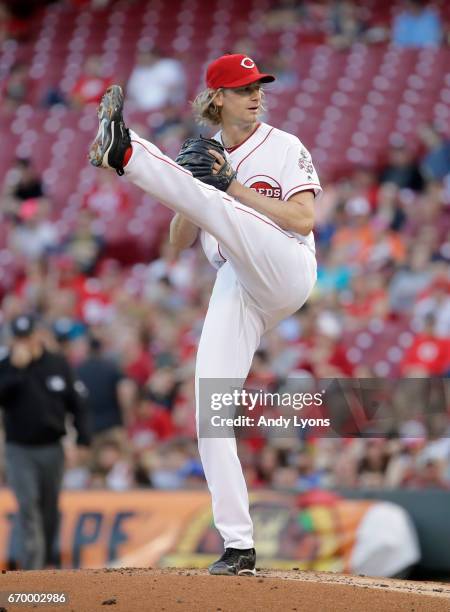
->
12;330;33;338
11;324;34;337
222;73;275;88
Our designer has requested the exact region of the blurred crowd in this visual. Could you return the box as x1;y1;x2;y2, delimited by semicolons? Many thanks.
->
2;0;449;51
1;0;450;112
0;0;449;493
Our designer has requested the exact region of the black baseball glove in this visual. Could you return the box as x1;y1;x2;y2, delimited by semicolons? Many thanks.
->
175;136;236;192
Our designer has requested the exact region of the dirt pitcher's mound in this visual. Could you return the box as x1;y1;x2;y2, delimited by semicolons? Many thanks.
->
1;568;449;612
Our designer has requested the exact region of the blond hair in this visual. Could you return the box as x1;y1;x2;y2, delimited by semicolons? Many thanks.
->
191;86;266;126
191;88;223;126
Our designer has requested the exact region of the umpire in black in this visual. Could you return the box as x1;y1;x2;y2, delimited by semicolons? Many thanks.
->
0;314;91;569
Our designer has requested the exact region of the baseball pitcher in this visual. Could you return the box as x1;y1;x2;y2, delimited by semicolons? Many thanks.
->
89;53;321;576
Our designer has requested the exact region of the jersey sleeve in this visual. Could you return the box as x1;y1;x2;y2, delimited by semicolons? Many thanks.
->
281;140;322;201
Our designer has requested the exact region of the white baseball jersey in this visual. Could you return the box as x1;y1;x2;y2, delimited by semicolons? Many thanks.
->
125;128;319;550
200;121;321;269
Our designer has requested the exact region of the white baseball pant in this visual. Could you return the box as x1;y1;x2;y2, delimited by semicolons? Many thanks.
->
124;131;317;549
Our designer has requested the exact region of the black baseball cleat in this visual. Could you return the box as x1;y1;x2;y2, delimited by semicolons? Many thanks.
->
88;84;131;176
208;547;256;576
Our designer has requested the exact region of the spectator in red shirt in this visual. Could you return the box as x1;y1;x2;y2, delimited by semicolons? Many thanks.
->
121;328;154;386
401;314;450;376
306;332;354;377
49;255;85;313
293;307;354;377
83;166;131;216
128;390;174;449
70;55;112;108
342;273;389;326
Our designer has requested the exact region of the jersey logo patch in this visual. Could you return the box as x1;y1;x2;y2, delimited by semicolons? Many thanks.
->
245;176;282;199
298;148;314;179
47;376;66;392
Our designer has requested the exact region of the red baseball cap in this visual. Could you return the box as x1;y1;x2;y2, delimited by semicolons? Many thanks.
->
206;54;275;89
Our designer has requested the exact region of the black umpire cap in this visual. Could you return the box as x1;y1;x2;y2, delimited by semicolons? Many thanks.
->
10;314;36;338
